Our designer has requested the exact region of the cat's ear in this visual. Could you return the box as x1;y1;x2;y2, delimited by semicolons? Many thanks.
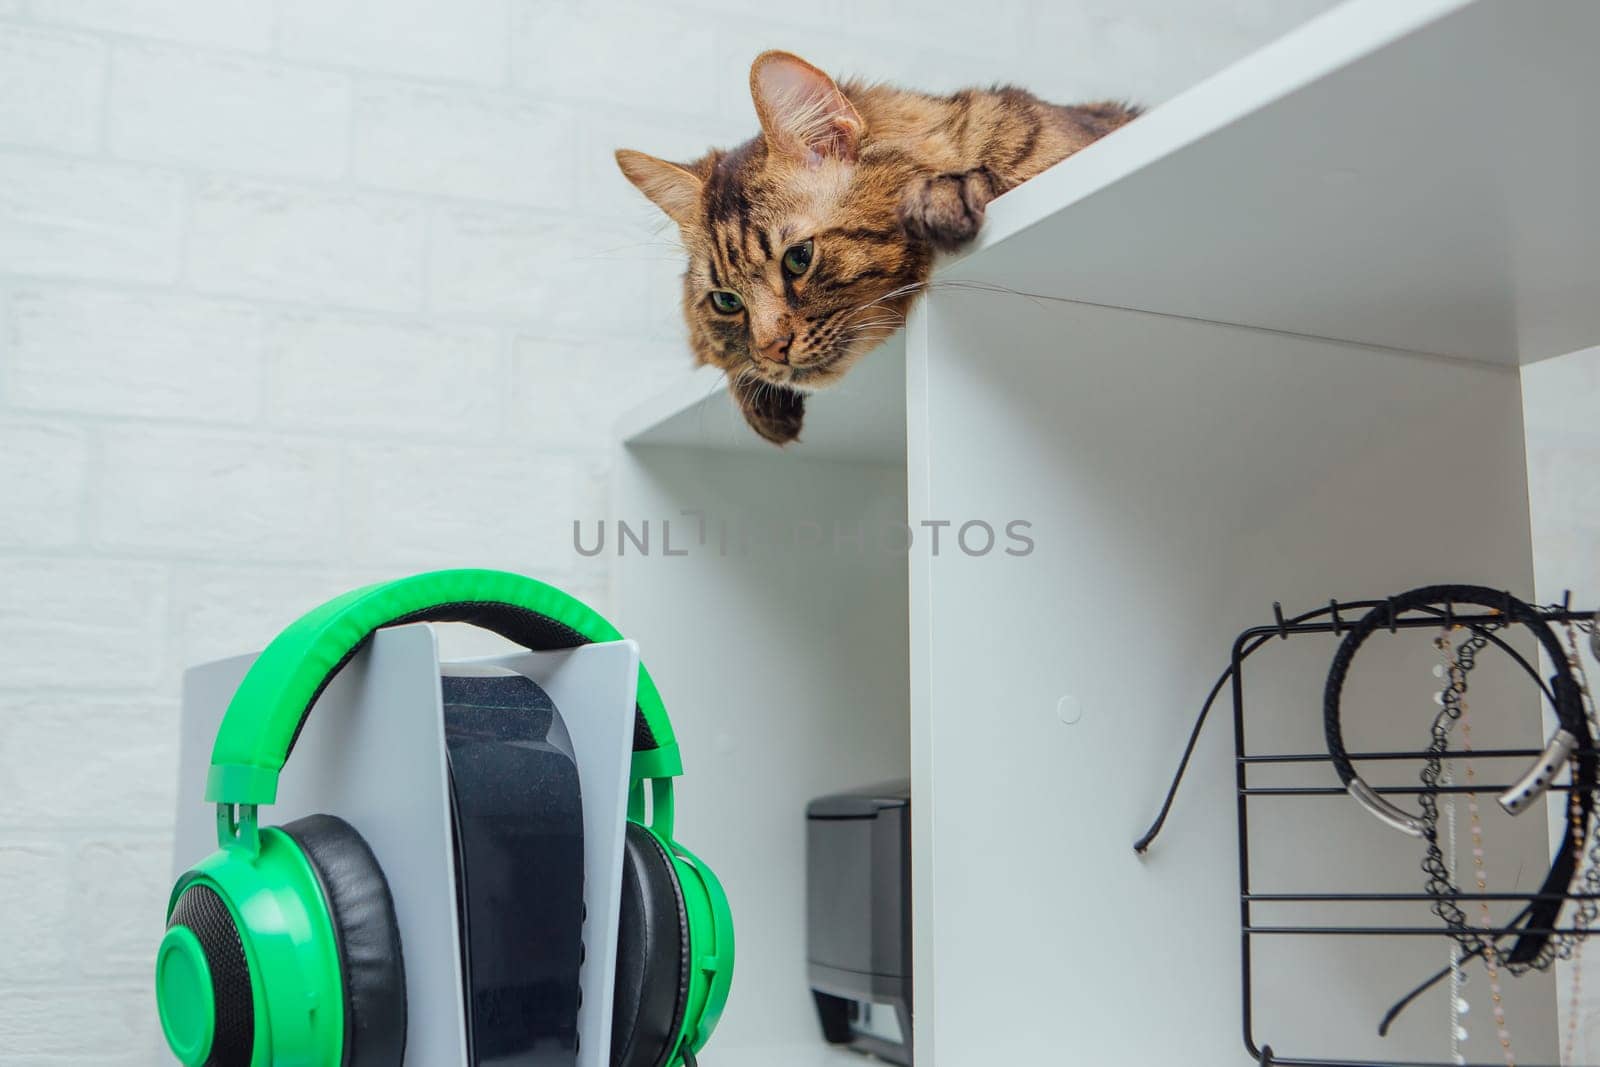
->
750;51;864;164
615;149;703;227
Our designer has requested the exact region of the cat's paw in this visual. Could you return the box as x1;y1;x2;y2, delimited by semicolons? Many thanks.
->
733;378;806;445
899;168;1000;251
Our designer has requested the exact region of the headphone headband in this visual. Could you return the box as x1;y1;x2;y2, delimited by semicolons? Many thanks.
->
206;568;681;805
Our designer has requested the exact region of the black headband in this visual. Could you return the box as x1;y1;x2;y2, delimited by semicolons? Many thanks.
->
1323;583;1595;967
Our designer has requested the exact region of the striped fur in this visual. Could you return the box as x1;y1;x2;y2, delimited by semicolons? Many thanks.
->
617;51;1138;444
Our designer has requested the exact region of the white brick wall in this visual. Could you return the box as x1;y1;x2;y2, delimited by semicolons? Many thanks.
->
94;426;345;559
0;1;1374;1060
428;208;682;334
344;442;594;572
1;698;178;824
187;179;427;308
0;557;168;688
267;313;502;436
0;154;184;281
0;842;74;984
108;44;353;178
0;25;105;153
0;421;90;544
513;4;720;114
1;987;160;1061
277;0;512;83
351;80;577;204
9;286;266;420
30;0;275;51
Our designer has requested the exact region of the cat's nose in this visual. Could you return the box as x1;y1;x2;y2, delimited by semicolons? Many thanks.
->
757;333;793;365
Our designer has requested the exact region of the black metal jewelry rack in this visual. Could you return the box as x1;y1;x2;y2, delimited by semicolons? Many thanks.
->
1137;594;1600;1067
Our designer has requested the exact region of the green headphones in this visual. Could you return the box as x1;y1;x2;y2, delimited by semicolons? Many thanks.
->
156;568;734;1066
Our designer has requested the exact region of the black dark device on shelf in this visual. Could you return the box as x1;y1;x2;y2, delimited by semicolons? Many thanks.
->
443;672;585;1067
807;781;913;1065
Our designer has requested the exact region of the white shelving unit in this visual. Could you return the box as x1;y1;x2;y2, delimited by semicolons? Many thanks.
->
611;2;1600;1063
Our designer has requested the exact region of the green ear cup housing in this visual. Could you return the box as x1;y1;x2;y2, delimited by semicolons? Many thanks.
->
611;827;735;1067
674;840;734;1059
159;817;404;1067
162;825;350;1065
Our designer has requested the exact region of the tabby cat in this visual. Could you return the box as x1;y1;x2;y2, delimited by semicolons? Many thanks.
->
617;51;1138;445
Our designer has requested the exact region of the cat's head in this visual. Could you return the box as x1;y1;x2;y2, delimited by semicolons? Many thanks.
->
617;51;928;444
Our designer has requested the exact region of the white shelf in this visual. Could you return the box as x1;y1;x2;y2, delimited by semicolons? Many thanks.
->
950;0;1600;364
612;2;1599;1064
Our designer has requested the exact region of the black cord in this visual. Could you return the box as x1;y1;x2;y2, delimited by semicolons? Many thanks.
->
1134;634;1271;854
1136;599;1560;856
1135;597;1368;854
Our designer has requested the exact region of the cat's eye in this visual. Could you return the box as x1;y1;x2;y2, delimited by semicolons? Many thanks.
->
781;239;814;278
709;290;744;314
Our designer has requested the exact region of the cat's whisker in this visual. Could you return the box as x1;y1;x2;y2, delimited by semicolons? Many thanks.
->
583;236;689;258
881;281;927;300
846;309;907;327
731;365;763;398
848;310;906;325
849;282;927;316
925;279;1025;298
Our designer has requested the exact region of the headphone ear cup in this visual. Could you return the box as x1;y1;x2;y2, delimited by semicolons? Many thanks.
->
279;814;407;1067
611;823;690;1067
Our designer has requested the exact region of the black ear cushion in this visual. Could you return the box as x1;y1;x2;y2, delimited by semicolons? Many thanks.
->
611;823;691;1067
280;814;407;1067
